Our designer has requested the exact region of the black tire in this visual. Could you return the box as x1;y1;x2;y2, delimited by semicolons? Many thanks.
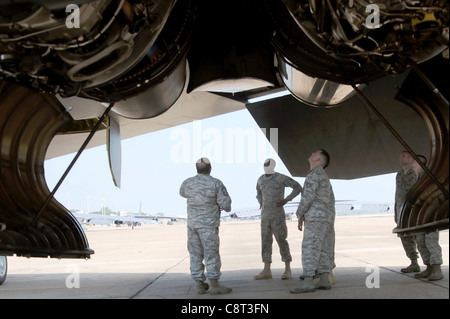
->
0;256;7;285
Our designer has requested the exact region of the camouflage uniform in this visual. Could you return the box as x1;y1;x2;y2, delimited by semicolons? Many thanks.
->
416;230;443;266
414;170;443;267
295;166;334;277
180;174;231;281
395;168;419;261
326;191;336;271
395;168;417;223
256;173;302;263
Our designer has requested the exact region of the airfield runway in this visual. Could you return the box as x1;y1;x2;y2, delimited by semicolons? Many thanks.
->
0;214;448;302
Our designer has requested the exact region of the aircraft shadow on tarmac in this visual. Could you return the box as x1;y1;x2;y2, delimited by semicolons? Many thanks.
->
0;266;448;299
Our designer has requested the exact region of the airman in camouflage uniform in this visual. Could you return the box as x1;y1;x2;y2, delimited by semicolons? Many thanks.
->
290;149;335;294
412;155;444;281
395;151;420;273
179;158;232;294
254;158;302;280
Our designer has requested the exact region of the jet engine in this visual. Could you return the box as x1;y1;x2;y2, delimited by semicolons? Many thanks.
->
1;0;448;111
269;0;449;105
0;0;194;118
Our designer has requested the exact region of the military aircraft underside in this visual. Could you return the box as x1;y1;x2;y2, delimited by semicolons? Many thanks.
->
0;0;448;259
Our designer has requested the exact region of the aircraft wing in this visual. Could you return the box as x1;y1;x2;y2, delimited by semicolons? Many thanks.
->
46;86;246;160
247;71;430;180
0;0;448;259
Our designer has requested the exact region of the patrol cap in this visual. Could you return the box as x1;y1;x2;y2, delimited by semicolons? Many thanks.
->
264;158;276;174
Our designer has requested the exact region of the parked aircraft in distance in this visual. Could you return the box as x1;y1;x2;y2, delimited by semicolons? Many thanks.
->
71;212;186;227
227;201;391;220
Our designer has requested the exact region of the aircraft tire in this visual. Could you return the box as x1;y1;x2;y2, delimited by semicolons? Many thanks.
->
0;256;7;285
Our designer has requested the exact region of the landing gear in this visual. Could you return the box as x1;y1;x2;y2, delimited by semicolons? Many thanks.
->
0;256;7;285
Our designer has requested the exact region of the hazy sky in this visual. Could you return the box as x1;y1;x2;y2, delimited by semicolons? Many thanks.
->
44;109;396;216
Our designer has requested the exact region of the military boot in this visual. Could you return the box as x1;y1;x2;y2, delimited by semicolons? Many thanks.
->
329;270;335;285
316;272;331;290
209;280;232;295
401;259;420;273
196;280;209;294
290;276;316;294
254;263;272;280
428;264;444;281
281;262;292;280
414;264;432;279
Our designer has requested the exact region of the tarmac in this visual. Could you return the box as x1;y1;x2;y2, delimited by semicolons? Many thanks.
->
0;214;448;303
